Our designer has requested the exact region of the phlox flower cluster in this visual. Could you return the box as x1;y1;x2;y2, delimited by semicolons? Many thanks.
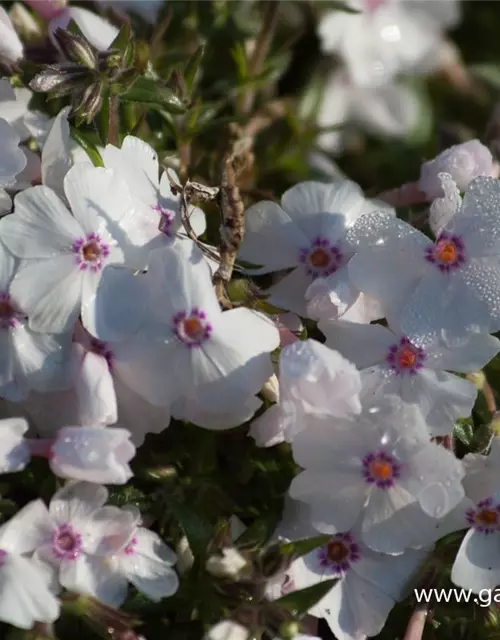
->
316;0;461;153
242;148;500;638
0;3;499;639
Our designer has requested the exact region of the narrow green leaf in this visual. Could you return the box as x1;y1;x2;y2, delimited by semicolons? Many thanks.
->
70;127;104;167
184;45;204;96
453;420;474;447
235;517;277;551
119;77;186;113
169;501;212;556
325;0;361;13
278;534;332;560
275;579;339;617
109;22;131;54
470;64;500;90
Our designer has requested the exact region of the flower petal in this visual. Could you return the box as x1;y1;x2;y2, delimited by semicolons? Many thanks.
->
238;201;309;272
1;185;82;258
451;529;500;592
49;481;108;527
11;256;83;333
60;554;128;606
267;267;314;316
320;320;394;369
118;528;179;601
0;553;60;628
192;308;278;412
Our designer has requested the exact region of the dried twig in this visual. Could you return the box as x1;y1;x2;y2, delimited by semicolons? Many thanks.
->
213;132;249;307
238;1;281;116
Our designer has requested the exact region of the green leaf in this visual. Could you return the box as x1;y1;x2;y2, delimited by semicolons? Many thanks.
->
169;501;212;556
110;22;132;55
323;0;361;12
235;517;277;550
470;64;500;90
278;534;332;560
119;77;186;113
453;420;474;447
70;128;103;167
275;579;339;617
184;45;204;96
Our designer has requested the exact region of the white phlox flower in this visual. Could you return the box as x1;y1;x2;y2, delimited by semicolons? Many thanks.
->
346;176;500;340
89;241;279;422
449;438;500;593
419;140;494;200
205;621;250;640
317;71;422;154
319;317;500;436
100;136;206;266
0;499;60;628
0;78;51;145
24;324;170;446
79;507;179;606
100;1;165;23
0;243;73;401
289;396;465;554
49;6;119;51
268;498;429;640
27;481;138;602
238;179;393;317
250;339;361;447
0;7;23;63
318;0;459;88
0;163;139;334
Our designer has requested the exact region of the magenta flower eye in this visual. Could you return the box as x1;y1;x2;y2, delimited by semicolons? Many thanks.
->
299;237;344;278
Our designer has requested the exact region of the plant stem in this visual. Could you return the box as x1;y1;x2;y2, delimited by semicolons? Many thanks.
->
108;93;120;146
403;606;429;640
239;1;280;116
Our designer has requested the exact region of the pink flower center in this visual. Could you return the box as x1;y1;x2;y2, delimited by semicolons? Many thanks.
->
0;549;7;567
362;451;400;489
72;233;110;272
299;237;344;278
124;537;137;556
90;338;114;371
466;498;500;535
155;205;176;238
364;0;386;11
386;337;426;375
173;308;212;347
0;292;22;329
317;532;360;575
52;523;82;560
425;233;466;273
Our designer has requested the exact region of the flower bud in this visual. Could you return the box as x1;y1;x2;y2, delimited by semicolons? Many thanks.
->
176;535;195;573
278;621;300;639
206;547;248;579
262;374;280;403
419;140;494;199
53;28;97;68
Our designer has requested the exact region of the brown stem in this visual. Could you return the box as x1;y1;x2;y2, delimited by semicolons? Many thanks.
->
403;606;429;640
179;141;191;183
108;93;120;146
238;1;280;116
483;379;497;416
377;182;428;208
